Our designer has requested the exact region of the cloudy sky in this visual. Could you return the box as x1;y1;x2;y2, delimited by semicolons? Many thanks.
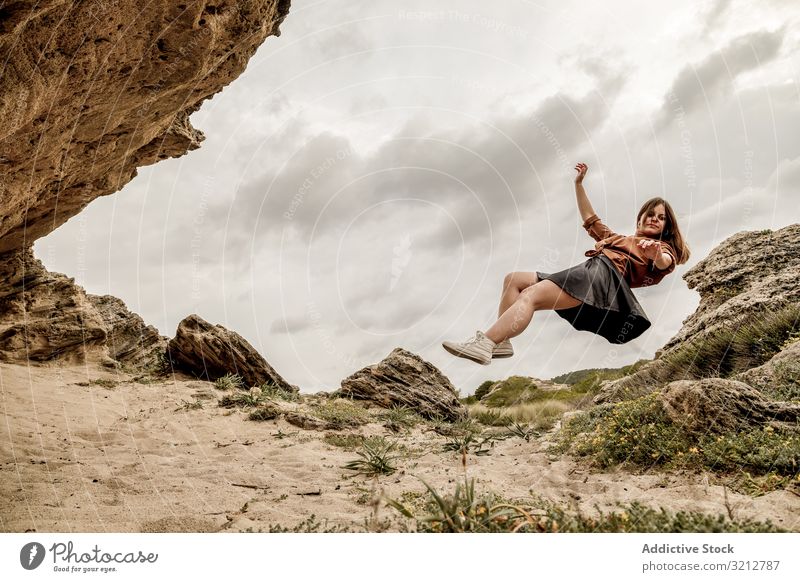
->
36;0;800;394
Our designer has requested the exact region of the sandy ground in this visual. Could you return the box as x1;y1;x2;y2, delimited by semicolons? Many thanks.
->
1;362;799;533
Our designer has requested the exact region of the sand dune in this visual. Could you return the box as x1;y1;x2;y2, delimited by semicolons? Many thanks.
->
2;362;798;533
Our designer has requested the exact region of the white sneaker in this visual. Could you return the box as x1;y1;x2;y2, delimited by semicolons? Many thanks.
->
442;330;496;365
492;339;514;359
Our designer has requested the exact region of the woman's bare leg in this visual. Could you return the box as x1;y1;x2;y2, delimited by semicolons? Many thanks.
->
485;280;582;344
498;272;540;317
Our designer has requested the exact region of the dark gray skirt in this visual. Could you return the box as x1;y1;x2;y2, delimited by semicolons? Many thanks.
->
535;254;650;344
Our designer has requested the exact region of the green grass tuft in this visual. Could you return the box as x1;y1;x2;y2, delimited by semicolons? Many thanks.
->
214;373;245;391
377;404;424;432
471;407;514;427
441;431;508;456
662;304;800;380
505;422;539;442
259;381;299;402
469;401;572;431
342;437;400;476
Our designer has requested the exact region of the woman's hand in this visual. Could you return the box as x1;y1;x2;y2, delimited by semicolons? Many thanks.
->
574;162;588;185
637;238;662;260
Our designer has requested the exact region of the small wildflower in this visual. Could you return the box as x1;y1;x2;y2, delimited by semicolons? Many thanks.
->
688;447;699;454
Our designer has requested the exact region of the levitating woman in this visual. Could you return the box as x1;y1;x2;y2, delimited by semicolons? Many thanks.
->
442;162;690;365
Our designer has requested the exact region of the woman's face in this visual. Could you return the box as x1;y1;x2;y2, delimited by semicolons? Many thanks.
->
637;203;666;237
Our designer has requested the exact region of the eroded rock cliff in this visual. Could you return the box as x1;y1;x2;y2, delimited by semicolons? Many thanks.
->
0;1;290;367
0;0;290;253
0;247;167;368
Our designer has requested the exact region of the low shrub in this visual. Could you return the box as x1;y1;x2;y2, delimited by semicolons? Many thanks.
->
386;477;783;533
248;404;280;422
554;393;800;491
312;399;370;427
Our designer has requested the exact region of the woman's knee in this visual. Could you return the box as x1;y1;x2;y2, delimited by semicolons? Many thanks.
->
504;271;539;292
518;284;537;305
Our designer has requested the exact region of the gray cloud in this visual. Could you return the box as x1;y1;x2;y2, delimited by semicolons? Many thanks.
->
702;0;732;33
206;66;626;268
658;28;784;127
270;313;313;334
308;24;373;58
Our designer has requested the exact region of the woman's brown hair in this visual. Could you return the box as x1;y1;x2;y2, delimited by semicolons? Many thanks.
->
636;197;690;265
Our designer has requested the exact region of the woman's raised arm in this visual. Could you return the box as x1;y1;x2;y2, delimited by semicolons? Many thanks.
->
574;162;596;223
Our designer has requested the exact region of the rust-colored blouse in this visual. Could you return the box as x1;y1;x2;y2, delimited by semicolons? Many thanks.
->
582;214;676;288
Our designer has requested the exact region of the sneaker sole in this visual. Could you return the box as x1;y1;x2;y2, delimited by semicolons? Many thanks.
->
442;342;491;365
491;350;514;359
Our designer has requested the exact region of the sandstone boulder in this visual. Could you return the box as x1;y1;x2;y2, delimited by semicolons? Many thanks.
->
661;225;800;355
735;340;800;401
167;314;294;391
87;294;169;372
658;378;800;434
335;347;467;422
0;247;166;366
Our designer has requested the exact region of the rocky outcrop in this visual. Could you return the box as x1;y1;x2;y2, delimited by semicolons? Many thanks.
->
166;314;294;391
0;248;106;363
595;224;800;404
0;1;291;367
88;295;169;372
0;0;290;254
335;347;467;421
658;378;800;435
735;340;800;401
0;248;167;367
659;224;800;355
